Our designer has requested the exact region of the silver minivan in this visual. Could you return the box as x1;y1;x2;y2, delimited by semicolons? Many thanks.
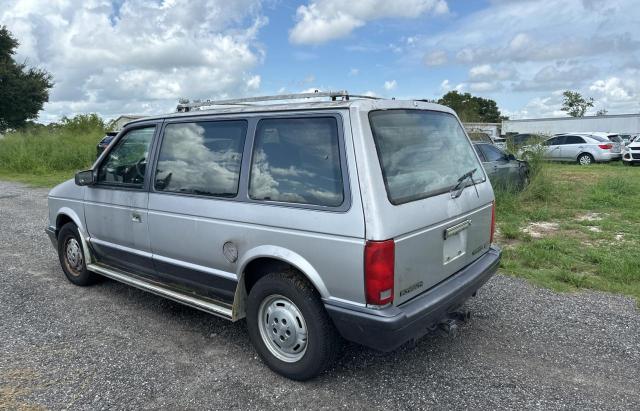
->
46;92;500;380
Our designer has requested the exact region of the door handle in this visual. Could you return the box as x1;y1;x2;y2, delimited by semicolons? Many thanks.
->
131;212;142;223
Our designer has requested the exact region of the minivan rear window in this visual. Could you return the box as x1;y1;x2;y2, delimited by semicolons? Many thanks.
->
369;110;484;204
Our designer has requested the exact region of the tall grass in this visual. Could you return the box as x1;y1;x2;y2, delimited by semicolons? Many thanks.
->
0;114;105;181
494;158;640;303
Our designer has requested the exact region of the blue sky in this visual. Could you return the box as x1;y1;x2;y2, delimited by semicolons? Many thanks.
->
1;0;638;122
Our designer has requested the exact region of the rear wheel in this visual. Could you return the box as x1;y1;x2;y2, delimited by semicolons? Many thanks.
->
57;223;99;286
246;271;341;380
577;153;594;165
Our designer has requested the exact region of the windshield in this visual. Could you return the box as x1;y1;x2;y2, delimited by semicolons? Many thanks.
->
369;109;484;204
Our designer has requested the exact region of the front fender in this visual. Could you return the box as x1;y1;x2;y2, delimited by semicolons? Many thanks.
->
55;206;87;236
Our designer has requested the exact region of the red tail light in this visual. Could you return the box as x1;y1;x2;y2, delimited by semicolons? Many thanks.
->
490;201;496;244
598;143;612;150
364;240;395;305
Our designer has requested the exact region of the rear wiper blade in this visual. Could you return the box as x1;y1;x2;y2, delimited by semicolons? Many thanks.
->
450;168;478;199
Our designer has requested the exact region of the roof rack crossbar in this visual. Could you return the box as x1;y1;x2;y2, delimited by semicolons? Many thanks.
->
176;90;380;112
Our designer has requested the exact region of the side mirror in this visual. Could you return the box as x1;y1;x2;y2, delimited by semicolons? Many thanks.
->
507;154;516;161
75;169;96;186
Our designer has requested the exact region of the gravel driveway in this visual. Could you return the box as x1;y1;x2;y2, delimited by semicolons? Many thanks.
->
1;180;638;410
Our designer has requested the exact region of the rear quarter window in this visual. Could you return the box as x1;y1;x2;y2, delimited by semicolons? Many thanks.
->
249;117;344;207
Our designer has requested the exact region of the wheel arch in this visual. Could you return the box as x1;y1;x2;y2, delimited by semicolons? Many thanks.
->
231;245;329;320
55;207;86;236
54;207;93;265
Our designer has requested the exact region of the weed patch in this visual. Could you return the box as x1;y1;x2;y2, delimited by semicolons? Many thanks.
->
496;162;640;304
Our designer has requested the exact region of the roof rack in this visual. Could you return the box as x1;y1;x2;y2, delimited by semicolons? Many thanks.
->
176;90;380;112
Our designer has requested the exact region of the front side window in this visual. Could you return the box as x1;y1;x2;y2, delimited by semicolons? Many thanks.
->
369;110;484;204
473;145;486;161
97;127;155;187
479;144;506;162
154;120;247;197
545;136;564;146
249;117;344;207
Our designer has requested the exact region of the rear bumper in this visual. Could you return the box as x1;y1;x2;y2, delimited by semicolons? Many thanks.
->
324;245;501;352
598;152;621;161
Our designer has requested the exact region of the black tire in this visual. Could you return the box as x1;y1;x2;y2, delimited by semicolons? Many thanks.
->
57;223;99;286
577;153;594;165
246;271;342;380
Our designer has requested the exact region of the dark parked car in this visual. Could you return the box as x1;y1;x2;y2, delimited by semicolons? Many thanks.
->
474;143;529;189
96;132;118;157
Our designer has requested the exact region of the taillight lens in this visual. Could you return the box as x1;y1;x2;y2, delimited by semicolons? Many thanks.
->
598;143;612;150
364;240;395;305
490;201;496;244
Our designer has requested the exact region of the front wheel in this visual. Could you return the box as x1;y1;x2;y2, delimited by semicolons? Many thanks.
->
246;271;341;380
57;223;100;286
577;153;594;165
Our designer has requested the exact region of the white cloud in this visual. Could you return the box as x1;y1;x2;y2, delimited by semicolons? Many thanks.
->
440;79;451;92
384;80;397;91
409;0;640;115
587;74;640;113
246;75;261;90
424;50;447;66
469;82;498;92
589;77;634;102
289;0;449;45
468;64;493;80
0;0;266;122
349;68;360;76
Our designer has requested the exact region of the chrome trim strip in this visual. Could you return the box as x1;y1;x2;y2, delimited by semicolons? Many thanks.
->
444;219;472;239
90;238;153;259
153;253;237;281
87;263;233;320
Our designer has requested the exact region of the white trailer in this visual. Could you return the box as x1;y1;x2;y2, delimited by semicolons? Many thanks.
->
502;114;640;135
463;122;501;139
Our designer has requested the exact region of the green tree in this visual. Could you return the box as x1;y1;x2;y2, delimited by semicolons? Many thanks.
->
437;91;506;123
560;90;594;117
0;26;53;131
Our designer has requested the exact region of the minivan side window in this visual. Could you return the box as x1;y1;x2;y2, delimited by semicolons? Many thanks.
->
154;120;247;197
97;126;155;188
249;117;344;207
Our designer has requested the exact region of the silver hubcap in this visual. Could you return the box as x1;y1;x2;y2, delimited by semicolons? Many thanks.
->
257;295;308;362
579;155;591;165
65;238;83;274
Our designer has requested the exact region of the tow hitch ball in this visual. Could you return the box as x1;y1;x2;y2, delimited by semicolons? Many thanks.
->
438;310;472;337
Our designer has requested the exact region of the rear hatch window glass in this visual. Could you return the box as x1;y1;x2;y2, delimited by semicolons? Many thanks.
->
369;110;484;204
